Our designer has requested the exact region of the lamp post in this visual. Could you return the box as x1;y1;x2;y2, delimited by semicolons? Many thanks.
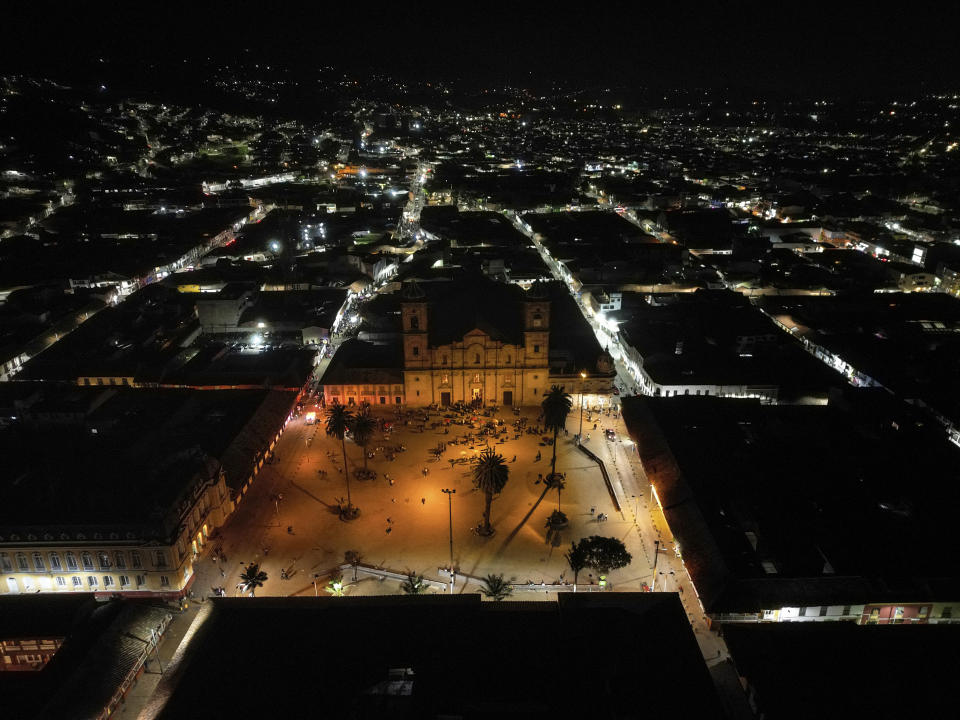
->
579;370;587;441
442;488;456;594
651;539;661;590
312;574;320;596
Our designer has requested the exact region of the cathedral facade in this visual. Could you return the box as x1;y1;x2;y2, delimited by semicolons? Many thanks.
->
400;280;550;407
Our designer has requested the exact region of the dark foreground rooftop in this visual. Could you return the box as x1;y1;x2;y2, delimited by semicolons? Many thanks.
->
142;593;723;720
724;622;959;720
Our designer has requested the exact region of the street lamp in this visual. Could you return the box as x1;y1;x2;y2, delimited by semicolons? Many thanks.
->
651;539;661;590
441;488;456;594
312;574;320;596
579;370;587;441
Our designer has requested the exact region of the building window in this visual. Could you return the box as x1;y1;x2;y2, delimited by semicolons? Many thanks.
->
533;388;538;395
533;313;542;327
505;356;511;364
473;373;481;383
379;396;385;404
115;552;126;569
533;345;540;353
33;553;45;572
442;356;448;365
87;576;98;588
16;553;29;571
153;551;167;568
798;607;807;617
98;552;111;569
842;605;851;616
49;553;62;571
395;396;402;404
66;553;78;571
160;575;170;587
72;577;82;588
136;575;146;587
81;553;94;571
410;315;419;330
474;353;481;364
0;553;11;572
131;552;142;569
103;576;114;588
56;577;66;587
120;575;130;587
416;390;420;396
942;607;953;618
412;346;419;357
819;606;828;617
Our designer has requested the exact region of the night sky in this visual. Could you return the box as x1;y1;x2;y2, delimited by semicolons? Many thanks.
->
4;2;960;96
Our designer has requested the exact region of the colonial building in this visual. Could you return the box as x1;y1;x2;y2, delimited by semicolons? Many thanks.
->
400;278;551;407
0;387;295;599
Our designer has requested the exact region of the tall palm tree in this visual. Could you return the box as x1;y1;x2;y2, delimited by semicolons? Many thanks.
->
546;472;565;512
400;572;427;595
472;448;509;536
349;404;376;474
325;403;356;515
480;573;513;601
541;385;572;482
239;563;268;597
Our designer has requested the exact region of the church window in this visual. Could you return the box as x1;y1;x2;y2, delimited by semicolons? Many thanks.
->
505;356;511;364
413;346;419;357
474;353;481;364
534;344;540;353
410;314;419;330
473;373;481;383
442;355;448;365
533;313;542;328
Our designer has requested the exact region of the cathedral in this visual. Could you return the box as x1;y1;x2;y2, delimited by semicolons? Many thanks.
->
400;278;551;407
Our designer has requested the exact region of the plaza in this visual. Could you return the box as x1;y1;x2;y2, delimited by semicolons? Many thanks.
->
186;400;727;659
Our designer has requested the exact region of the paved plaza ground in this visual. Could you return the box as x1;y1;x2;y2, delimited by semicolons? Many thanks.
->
187;402;728;660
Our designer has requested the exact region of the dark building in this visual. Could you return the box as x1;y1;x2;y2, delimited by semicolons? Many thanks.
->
141;593;722;719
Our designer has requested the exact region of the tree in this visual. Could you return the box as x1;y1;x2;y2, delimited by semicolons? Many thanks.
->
545;472;565;512
239;563;268;597
565;540;589;587
326;572;344;596
472;447;509;536
400;572;428;595
541;385;572;483
349;404;376;475
580;535;632;576
325;403;357;517
480;573;513;601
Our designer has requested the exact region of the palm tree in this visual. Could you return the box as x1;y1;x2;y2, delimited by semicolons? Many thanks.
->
326;572;344;596
565;540;588;590
480;573;513;601
325;403;356;516
400;572;428;595
239;563;268;597
541;385;572;484
472;447;509;536
545;472;565;512
349;404;376;475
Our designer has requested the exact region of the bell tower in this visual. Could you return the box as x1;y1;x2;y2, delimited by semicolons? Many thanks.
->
523;282;550;367
401;280;428;368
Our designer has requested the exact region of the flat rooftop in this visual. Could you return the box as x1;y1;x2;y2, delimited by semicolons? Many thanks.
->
144;593;722;719
623;395;960;611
